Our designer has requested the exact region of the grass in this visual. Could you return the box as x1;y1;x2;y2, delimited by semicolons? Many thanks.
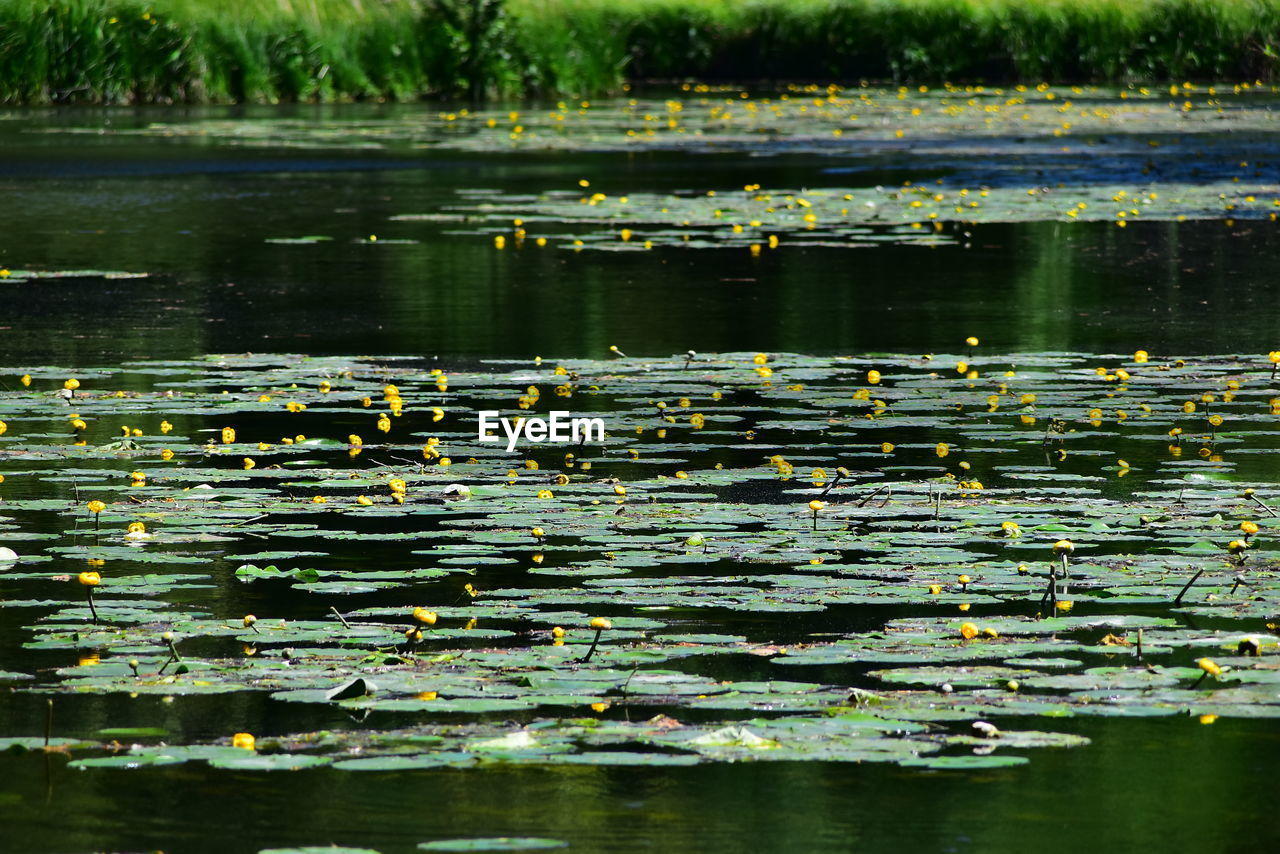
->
0;0;1277;103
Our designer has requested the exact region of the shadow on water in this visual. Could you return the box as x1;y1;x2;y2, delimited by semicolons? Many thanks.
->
0;713;1275;854
1;107;1279;366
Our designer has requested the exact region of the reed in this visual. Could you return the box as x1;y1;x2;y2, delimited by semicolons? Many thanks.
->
0;0;1275;104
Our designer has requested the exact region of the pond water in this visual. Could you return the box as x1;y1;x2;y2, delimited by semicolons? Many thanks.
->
2;89;1280;853
3;94;1280;366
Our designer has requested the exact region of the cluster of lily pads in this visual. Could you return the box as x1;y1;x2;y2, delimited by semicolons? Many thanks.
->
51;81;1279;154
31;83;1280;253
436;175;1278;253
0;347;1278;776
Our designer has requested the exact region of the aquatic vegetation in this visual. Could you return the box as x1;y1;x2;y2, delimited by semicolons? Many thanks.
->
66;84;1275;252
1;348;1279;775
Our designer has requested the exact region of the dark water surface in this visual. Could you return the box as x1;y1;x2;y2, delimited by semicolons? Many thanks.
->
2;713;1276;854
2;104;1279;367
2;104;1279;853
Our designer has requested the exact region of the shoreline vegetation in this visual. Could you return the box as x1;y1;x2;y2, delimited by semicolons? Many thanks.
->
0;0;1277;104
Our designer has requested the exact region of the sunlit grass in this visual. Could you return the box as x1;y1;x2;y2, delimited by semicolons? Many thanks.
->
0;0;1276;103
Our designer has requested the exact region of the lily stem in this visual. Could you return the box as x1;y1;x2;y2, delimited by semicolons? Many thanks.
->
1038;567;1058;611
579;628;604;664
1174;567;1205;606
1249;493;1278;517
157;638;182;675
856;484;888;507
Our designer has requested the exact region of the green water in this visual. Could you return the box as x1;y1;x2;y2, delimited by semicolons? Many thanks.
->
1;100;1279;853
3;715;1275;853
2;103;1279;365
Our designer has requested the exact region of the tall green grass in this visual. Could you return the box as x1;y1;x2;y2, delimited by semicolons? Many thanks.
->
0;0;1276;104
517;0;1280;86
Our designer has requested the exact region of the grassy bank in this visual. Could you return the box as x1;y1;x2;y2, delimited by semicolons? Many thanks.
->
0;0;1277;104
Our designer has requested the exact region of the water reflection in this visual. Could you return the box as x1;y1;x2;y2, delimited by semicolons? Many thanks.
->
2;114;1278;366
1;713;1275;852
